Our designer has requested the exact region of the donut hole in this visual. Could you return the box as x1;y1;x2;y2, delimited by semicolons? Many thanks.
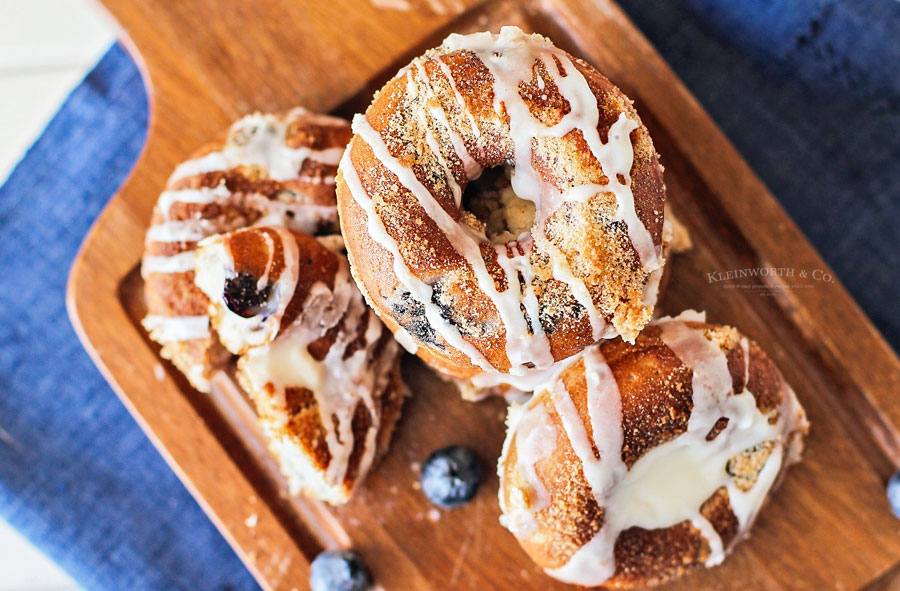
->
460;167;536;245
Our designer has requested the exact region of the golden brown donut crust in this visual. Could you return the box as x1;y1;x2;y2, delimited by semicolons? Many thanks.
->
336;31;666;380
499;321;807;588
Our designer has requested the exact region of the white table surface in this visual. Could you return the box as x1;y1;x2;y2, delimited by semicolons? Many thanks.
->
0;1;114;588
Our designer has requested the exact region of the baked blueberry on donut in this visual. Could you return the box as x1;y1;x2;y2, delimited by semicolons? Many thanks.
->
222;271;274;319
336;27;674;395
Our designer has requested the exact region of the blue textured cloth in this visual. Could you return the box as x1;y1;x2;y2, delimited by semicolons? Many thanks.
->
618;0;900;347
0;2;897;590
0;43;257;590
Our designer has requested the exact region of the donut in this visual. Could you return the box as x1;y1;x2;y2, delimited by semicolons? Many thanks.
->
498;311;808;588
141;108;351;392
194;226;407;503
336;26;667;388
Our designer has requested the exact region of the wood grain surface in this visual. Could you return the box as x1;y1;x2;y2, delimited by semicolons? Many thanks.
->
67;0;900;589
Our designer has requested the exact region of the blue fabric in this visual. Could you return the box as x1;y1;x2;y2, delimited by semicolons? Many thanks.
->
0;43;257;590
618;0;900;347
0;2;897;590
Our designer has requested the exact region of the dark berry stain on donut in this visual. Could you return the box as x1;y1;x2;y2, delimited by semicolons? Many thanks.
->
389;292;441;349
223;271;274;318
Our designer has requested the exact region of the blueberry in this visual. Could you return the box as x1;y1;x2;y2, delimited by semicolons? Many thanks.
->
421;445;482;508
887;471;900;519
223;271;273;318
309;550;372;591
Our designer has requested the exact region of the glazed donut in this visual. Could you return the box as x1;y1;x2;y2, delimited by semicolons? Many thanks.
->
498;311;807;588
141;108;351;392
336;26;667;387
195;226;407;503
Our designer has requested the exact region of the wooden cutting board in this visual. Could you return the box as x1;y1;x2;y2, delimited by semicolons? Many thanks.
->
67;0;900;589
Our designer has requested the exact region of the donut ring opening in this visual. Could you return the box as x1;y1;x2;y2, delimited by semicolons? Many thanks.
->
337;27;667;383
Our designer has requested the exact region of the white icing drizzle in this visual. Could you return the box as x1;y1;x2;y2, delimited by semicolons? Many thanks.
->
412;61;483;180
439;27;662;338
315;234;346;253
406;68;465;208
352;114;553;373
169;111;345;183
503;312;806;586
156;182;231;218
141;251;196;277
339;147;495;372
141;314;210;342
296;174;337;185
499;398;557;538
392;326;419;354
434;57;483;143
145;219;216;243
143;110;346;355
248;196;338;235
240;257;395;497
468;349;580;395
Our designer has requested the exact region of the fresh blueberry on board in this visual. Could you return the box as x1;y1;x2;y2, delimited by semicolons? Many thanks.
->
421;445;482;508
309;550;373;591
887;470;900;519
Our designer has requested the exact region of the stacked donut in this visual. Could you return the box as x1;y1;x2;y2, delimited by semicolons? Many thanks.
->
141;25;807;586
333;26;808;587
142;109;406;503
142;107;350;392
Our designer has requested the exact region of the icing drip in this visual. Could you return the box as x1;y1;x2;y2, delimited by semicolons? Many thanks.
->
433;57;483;143
249;197;338;235
502;312;806;586
194;227;300;354
393;326;420;354
143;110;348;366
240;259;395;497
156;182;231;218
543;346;626;583
499;399;557;537
412;61;483;181
145;219;216;243
169;110;345;183
141;251;196;277
141;314;210;342
406;68;464;208
340;147;495;372
352;114;553;373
